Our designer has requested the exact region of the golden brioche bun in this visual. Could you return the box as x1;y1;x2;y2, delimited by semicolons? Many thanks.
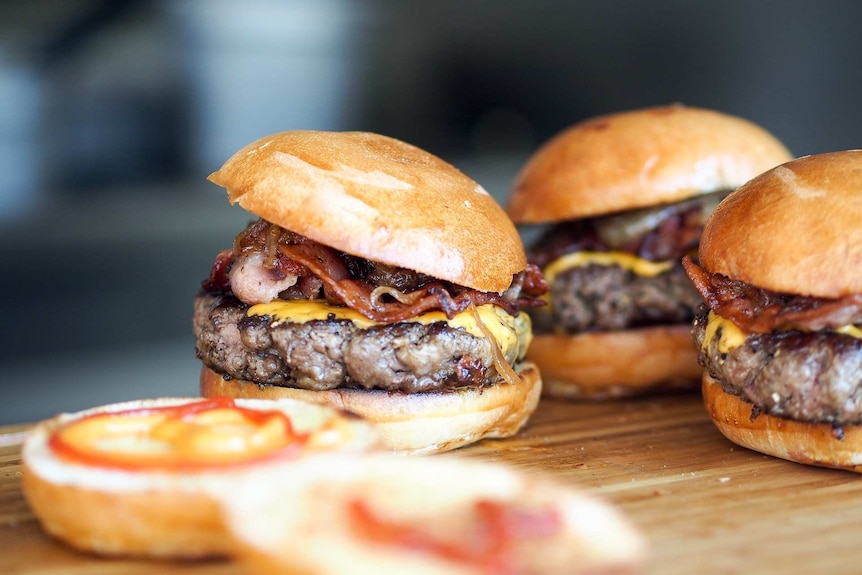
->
527;326;702;399
702;374;862;472
507;104;793;223
222;453;647;575
699;150;862;298
22;397;380;558
200;363;542;455
208;130;526;293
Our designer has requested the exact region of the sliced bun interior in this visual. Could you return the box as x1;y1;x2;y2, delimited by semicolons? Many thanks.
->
22;397;380;558
222;453;647;575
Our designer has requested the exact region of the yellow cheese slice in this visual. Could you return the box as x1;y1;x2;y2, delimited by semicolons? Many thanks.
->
542;251;673;285
702;311;748;353
703;310;862;354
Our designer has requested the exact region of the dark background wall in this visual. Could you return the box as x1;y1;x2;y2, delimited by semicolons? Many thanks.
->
1;0;859;423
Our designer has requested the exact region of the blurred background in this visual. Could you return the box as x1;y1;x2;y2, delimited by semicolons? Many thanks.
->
1;0;860;424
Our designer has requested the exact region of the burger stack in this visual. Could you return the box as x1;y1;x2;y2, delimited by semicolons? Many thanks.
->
505;104;793;399
19;112;862;575
684;150;862;472
20;130;648;575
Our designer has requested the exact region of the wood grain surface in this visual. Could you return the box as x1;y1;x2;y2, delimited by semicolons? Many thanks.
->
3;394;861;575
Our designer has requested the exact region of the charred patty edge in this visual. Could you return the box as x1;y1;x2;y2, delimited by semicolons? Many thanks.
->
193;292;528;394
693;305;862;426
530;261;702;334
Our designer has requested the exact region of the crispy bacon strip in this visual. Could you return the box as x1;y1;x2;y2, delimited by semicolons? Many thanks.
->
202;219;547;322
201;249;234;292
528;201;710;267
682;256;862;333
280;243;524;321
519;263;548;298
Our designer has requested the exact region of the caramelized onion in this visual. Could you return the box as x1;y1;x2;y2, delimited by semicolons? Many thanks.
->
280;242;350;283
595;204;679;249
263;224;283;270
467;303;520;387
595;192;725;249
370;286;425;308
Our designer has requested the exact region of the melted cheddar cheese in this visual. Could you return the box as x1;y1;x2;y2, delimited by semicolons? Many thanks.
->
835;324;862;339
702;311;748;353
703;310;862;354
542;251;673;285
247;301;532;362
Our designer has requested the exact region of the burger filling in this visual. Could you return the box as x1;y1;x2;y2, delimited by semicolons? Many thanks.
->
194;219;546;393
527;191;724;334
684;257;862;426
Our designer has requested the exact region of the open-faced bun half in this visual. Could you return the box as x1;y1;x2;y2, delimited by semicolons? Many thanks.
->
508;104;793;223
702;374;862;472
222;453;647;575
208;130;526;293
699;149;862;298
527;326;702;399
200;364;542;455
22;397;380;558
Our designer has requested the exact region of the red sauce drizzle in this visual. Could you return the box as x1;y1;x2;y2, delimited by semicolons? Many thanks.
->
48;397;308;471
348;497;562;574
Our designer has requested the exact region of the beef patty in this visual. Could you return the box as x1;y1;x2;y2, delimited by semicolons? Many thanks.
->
193;292;526;393
693;305;862;425
531;263;702;334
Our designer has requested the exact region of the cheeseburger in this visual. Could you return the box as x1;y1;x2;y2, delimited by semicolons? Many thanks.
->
684;150;862;472
506;104;792;399
193;131;547;454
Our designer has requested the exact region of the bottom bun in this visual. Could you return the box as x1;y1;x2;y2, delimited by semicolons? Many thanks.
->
22;397;380;558
200;363;542;455
23;469;224;559
526;326;701;400
702;373;862;472
222;453;646;575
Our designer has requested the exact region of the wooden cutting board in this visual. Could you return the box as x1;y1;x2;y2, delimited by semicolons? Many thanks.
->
3;395;861;574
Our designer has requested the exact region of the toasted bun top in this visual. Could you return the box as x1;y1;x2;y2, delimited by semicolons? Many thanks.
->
507;104;793;223
699;150;862;298
208;131;526;293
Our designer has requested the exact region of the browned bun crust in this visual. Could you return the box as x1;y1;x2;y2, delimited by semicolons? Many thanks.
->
527;326;701;399
200;363;542;455
699;150;862;298
208;130;526;293
507;104;793;223
22;469;224;558
21;397;381;557
702;373;862;472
